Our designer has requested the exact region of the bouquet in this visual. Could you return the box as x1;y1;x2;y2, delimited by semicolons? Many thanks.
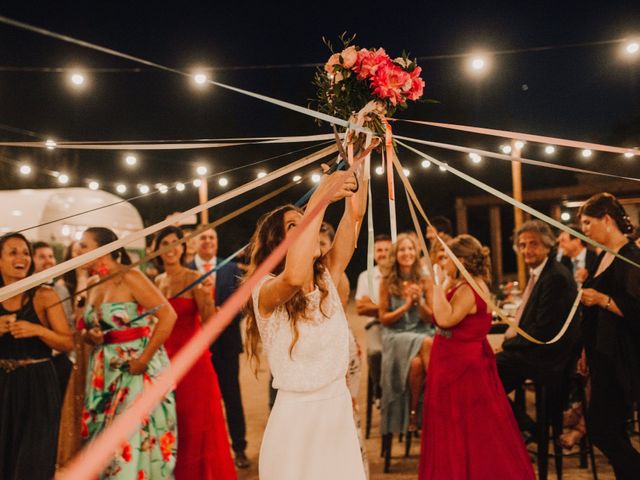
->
312;35;425;136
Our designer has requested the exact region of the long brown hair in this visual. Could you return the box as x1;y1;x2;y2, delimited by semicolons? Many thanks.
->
381;233;425;296
244;205;329;370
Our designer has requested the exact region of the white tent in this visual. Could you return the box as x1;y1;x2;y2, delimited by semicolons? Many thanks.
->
0;188;145;248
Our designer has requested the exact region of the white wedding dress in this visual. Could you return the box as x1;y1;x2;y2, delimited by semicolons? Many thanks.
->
252;270;366;480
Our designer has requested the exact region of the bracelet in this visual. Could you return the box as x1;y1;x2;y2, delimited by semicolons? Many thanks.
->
604;296;612;310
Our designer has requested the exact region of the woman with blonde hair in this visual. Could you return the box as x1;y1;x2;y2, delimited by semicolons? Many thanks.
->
419;234;534;479
378;233;434;435
245;167;366;480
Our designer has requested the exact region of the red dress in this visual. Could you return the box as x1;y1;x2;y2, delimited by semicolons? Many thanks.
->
165;297;237;480
419;284;535;480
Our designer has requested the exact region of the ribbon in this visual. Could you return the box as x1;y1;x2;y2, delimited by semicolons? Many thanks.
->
0;144;338;302
0;133;340;150
56;136;367;480
396;140;640;271
395;135;640;183
103;326;150;345
397;119;639;156
366;183;375;298
391;151;580;345
384;121;397;242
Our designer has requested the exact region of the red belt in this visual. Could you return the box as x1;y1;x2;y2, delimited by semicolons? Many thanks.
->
103;326;150;345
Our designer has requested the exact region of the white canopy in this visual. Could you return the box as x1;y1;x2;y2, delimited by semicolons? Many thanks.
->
0;188;145;248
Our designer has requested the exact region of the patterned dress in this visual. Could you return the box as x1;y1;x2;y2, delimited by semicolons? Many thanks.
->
82;301;177;479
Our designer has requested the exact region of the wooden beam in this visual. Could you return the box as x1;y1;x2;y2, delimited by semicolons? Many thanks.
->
455;198;468;234
489;206;503;284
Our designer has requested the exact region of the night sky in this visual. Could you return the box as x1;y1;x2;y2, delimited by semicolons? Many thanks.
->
0;1;638;279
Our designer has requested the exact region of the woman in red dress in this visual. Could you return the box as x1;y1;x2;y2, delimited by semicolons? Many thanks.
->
154;226;237;480
419;234;534;480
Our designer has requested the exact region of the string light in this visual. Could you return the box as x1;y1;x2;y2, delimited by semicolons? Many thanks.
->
116;184;127;194
311;173;321;183
624;151;636;158
69;72;85;87
158;184;169;194
293;174;302;182
439;163;448;172
544;145;556;155
19;164;32;175
218;177;229;187
45;139;57;150
625;41;639;56
514;140;526;150
421;160;431;169
257;171;267;179
138;184;150;194
176;182;185;191
469;152;482;163
466;53;490;77
581;149;593;158
196;165;208;176
193;178;203;188
403;168;411;177
500;145;512;154
58;173;69;184
375;166;384;175
560;211;571;221
193;72;208;86
125;155;137;166
88;181;99;190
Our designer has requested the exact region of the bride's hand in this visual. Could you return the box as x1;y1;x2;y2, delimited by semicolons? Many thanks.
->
313;166;357;204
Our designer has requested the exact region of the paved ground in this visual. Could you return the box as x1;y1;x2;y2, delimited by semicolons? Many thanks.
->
235;301;630;479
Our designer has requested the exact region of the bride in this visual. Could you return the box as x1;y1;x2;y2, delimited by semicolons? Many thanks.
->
244;166;367;480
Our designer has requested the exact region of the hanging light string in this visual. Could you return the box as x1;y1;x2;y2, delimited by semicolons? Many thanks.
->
8;140;333;235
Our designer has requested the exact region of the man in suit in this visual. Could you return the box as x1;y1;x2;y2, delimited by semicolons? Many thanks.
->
497;220;579;435
187;228;250;469
557;224;598;285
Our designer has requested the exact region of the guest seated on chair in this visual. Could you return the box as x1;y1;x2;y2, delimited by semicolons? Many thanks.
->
378;234;434;434
497;220;580;438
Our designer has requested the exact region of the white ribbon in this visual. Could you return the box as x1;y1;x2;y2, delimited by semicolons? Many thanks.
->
0;144;337;302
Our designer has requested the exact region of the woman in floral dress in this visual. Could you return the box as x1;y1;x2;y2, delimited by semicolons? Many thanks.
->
80;227;178;479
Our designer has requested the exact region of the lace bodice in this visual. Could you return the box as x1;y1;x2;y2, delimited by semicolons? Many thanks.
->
252;270;349;392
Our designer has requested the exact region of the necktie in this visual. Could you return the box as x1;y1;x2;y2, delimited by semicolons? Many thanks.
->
514;273;537;325
203;262;213;272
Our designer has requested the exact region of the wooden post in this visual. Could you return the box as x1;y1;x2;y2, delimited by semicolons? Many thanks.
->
489;205;503;284
198;176;208;225
511;140;526;289
455;198;468;234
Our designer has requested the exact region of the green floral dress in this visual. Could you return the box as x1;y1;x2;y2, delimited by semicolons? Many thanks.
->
82;301;177;479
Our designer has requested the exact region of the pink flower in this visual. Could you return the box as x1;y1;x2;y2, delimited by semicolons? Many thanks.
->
324;53;341;75
341;46;358;68
407;66;425;101
353;48;391;80
372;62;411;106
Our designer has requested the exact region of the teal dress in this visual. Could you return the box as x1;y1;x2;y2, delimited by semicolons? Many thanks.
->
380;295;435;435
82;301;177;479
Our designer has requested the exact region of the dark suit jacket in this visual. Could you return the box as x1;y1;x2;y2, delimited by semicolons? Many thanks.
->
502;256;580;371
560;248;598;276
187;258;244;356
